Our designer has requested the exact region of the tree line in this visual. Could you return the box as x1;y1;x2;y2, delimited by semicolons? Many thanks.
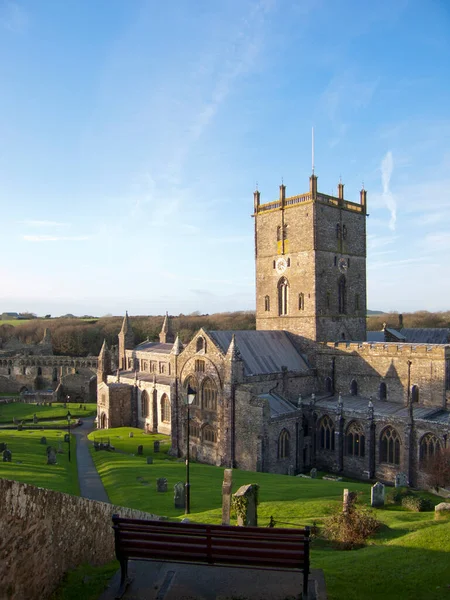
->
0;310;448;357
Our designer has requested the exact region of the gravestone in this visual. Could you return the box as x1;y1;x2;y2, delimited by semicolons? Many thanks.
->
343;489;358;513
146;456;153;465
17;422;23;431
64;434;70;443
12;417;17;425
40;436;47;445
174;481;185;509
288;464;295;476
2;448;12;462
153;440;160;453
46;446;57;465
63;402;67;409
221;468;233;525
0;442;6;452
57;442;64;454
129;432;134;438
83;406;86;410
371;482;385;507
310;468;317;479
137;445;143;456
395;472;408;488
233;484;259;527
33;414;38;424
157;477;168;492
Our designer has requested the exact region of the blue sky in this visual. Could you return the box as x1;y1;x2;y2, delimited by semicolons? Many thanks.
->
1;0;449;317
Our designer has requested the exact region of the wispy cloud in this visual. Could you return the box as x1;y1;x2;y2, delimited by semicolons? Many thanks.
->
22;220;69;227
23;235;89;242
380;151;396;230
0;1;28;33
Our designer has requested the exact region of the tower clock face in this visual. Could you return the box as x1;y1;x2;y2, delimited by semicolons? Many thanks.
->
275;257;287;274
338;258;348;273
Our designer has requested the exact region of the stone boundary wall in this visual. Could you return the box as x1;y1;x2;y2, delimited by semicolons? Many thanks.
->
0;478;161;600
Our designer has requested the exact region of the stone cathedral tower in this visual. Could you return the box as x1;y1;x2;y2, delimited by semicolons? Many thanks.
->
254;173;367;342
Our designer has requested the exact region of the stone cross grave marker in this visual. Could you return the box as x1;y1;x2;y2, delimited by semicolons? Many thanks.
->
371;482;385;507
174;481;185;509
154;440;160;453
395;472;408;488
221;468;233;525
157;477;168;492
233;484;258;527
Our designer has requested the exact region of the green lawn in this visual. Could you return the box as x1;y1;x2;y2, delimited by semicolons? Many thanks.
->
0;429;79;495
86;426;450;600
0;402;97;424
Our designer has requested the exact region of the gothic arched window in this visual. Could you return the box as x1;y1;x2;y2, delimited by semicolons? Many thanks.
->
325;377;333;393
278;429;290;459
202;378;217;411
196;337;205;353
161;394;170;423
264;295;270;311
346;422;365;457
379;382;387;401
319;415;335;451
380;426;401;465
203;426;217;443
419;433;441;463
141;390;149;418
338;275;346;314
189;421;200;438
184;376;199;406
350;379;358;396
298;292;304;311
278;277;289;316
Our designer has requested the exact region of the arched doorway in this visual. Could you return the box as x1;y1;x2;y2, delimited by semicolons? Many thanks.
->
101;412;107;429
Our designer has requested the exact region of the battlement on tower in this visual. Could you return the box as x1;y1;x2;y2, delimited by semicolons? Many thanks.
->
254;190;366;215
325;341;450;358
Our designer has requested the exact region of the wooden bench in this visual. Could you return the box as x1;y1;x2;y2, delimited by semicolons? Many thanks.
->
112;515;311;599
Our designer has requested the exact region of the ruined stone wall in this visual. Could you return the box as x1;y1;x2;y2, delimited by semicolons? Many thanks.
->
97;382;133;429
234;390;264;472
0;478;160;600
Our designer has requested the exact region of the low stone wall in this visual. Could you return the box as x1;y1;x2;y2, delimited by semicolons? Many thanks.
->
0;478;161;600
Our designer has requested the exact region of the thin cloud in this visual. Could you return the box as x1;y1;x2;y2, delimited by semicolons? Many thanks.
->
0;1;28;33
23;220;69;227
23;235;90;242
381;151;396;231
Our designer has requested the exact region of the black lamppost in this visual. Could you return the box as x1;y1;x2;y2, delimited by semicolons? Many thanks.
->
67;410;72;462
185;385;197;514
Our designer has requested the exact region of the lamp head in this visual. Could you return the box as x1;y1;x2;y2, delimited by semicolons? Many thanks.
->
186;385;196;405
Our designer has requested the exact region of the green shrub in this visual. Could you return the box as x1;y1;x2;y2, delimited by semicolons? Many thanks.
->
323;504;381;549
401;495;433;512
386;486;412;505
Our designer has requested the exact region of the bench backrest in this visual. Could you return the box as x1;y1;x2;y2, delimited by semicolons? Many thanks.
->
112;515;310;571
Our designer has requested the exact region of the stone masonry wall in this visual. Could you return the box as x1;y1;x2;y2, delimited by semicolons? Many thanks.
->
0;478;160;600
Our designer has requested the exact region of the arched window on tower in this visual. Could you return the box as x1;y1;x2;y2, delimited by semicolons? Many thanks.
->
319;415;335;451
278;277;289;316
298;292;304;311
338;275;346;314
325;377;333;393
278;429;290;459
379;382;387;401
380;426;401;465
336;223;341;239
411;385;419;403
346;421;365;457
264;295;270;311
141;390;149;418
419;433;441;463
196;337;205;353
350;379;358;396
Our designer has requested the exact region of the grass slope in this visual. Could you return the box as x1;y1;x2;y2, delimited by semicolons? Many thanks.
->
0;402;97;424
0;429;79;495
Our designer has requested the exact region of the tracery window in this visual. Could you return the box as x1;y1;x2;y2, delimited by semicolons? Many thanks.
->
161;394;170;423
380;426;400;465
419;433;441;463
202;378;217;411
346;422;365;457
141;390;149;418
319;415;335;451
278;429;290;459
203;426;217;443
278;277;289;316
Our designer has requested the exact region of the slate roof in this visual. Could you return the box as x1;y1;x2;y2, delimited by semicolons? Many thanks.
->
312;394;449;422
207;330;311;376
400;328;450;344
258;392;298;417
134;341;174;354
366;331;385;342
118;371;173;386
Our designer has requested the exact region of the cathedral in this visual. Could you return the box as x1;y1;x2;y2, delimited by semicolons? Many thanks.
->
97;173;450;487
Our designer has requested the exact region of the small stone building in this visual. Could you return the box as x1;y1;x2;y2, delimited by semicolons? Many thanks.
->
97;173;450;485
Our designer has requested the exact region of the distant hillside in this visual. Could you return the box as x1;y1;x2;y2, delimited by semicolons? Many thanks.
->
367;310;386;315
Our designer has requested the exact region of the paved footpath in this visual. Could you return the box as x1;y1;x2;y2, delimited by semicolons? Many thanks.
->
73;416;109;503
